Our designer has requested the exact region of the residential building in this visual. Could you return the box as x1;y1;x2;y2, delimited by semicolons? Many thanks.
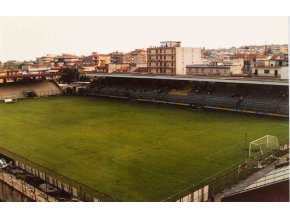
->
36;54;56;65
83;55;94;65
96;65;109;73
108;63;130;73
0;70;6;83
92;52;111;66
110;51;125;64
147;41;201;75
0;69;20;83
80;66;96;75
123;53;133;64
252;56;288;79
54;54;82;66
22;65;51;74
131;49;147;65
186;64;243;77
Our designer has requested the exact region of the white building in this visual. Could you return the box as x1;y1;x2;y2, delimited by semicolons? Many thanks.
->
252;56;288;79
147;41;201;75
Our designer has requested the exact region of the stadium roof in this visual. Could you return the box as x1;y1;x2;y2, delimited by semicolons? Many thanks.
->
86;73;289;86
0;72;64;80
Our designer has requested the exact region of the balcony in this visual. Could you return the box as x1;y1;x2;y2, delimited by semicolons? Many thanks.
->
147;53;175;56
148;59;175;62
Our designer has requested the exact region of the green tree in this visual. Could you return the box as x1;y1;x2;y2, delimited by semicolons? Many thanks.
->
60;68;80;83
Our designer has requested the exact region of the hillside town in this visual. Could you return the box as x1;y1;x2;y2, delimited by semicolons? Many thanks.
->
0;42;288;84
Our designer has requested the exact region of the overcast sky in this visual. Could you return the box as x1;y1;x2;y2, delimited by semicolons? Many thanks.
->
0;16;288;62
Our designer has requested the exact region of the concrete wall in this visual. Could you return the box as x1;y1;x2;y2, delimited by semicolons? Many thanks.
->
186;67;231;76
176;47;201;75
280;67;289;79
252;67;288;78
230;65;243;75
0;80;63;101
0;180;32;202
176;185;209;202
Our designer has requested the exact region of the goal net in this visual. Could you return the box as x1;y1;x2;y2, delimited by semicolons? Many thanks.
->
249;135;280;158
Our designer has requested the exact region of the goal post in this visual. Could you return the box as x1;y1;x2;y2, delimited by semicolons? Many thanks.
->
249;135;280;158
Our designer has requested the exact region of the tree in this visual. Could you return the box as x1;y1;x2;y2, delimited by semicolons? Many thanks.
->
79;75;90;82
60;68;80;83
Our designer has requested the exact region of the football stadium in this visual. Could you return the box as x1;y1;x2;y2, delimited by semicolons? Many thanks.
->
0;75;289;202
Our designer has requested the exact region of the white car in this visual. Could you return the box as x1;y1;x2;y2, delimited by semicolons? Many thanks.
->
0;158;9;169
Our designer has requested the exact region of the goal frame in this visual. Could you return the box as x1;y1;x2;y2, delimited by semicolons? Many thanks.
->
249;135;279;158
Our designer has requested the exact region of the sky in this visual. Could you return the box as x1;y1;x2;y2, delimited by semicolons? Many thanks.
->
0;16;288;62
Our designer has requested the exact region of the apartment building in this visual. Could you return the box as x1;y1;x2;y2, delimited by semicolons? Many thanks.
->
186;64;243;77
92;52;111;66
54;54;82;66
147;41;201;75
0;69;20;83
110;51;125;64
252;56;288;79
131;49;147;65
36;54;56;65
0;70;6;83
22;65;51;74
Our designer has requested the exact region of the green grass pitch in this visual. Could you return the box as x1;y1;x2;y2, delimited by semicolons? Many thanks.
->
0;96;288;201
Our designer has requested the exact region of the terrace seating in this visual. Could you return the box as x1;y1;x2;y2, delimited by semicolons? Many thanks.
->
0;80;63;101
89;78;289;116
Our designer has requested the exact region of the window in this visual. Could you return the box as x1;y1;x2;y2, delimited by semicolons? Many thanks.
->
264;70;270;74
254;69;258;75
275;70;278;76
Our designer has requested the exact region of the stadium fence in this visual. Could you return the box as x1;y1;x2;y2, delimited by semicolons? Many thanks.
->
35;90;62;97
0;90;62;102
1;142;288;202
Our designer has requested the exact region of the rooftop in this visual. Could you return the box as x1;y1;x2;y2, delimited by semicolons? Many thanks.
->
86;73;289;86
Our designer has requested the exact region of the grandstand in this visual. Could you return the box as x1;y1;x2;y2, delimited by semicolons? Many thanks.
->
90;76;289;116
222;154;289;201
0;79;63;102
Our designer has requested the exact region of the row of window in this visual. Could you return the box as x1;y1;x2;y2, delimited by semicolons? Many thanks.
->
187;68;229;73
148;49;175;55
148;63;175;67
149;69;174;74
254;69;279;76
148;56;175;61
